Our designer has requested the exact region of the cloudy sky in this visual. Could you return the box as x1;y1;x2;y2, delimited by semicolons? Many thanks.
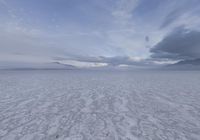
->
0;0;200;68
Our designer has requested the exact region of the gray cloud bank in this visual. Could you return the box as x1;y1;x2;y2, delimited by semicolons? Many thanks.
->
151;27;200;61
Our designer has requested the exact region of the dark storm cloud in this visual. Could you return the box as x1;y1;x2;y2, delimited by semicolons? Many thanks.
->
151;27;200;60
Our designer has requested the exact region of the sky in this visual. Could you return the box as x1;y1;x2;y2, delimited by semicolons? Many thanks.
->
0;0;200;68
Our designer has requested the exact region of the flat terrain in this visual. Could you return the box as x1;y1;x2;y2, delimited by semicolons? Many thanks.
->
0;70;200;140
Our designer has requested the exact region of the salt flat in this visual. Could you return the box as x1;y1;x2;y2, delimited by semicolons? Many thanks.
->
0;70;200;140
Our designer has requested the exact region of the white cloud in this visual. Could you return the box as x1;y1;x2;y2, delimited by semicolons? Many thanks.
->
58;60;108;68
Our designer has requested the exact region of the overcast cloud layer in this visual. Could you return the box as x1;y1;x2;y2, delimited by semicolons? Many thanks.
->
0;0;200;68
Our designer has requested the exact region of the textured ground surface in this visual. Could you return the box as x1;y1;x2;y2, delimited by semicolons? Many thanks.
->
0;70;200;140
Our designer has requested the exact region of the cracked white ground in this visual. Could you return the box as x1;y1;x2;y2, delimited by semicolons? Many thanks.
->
0;70;200;140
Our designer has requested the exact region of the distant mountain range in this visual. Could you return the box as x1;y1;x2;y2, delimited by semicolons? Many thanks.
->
1;58;200;70
0;61;77;70
174;58;200;65
165;58;200;70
